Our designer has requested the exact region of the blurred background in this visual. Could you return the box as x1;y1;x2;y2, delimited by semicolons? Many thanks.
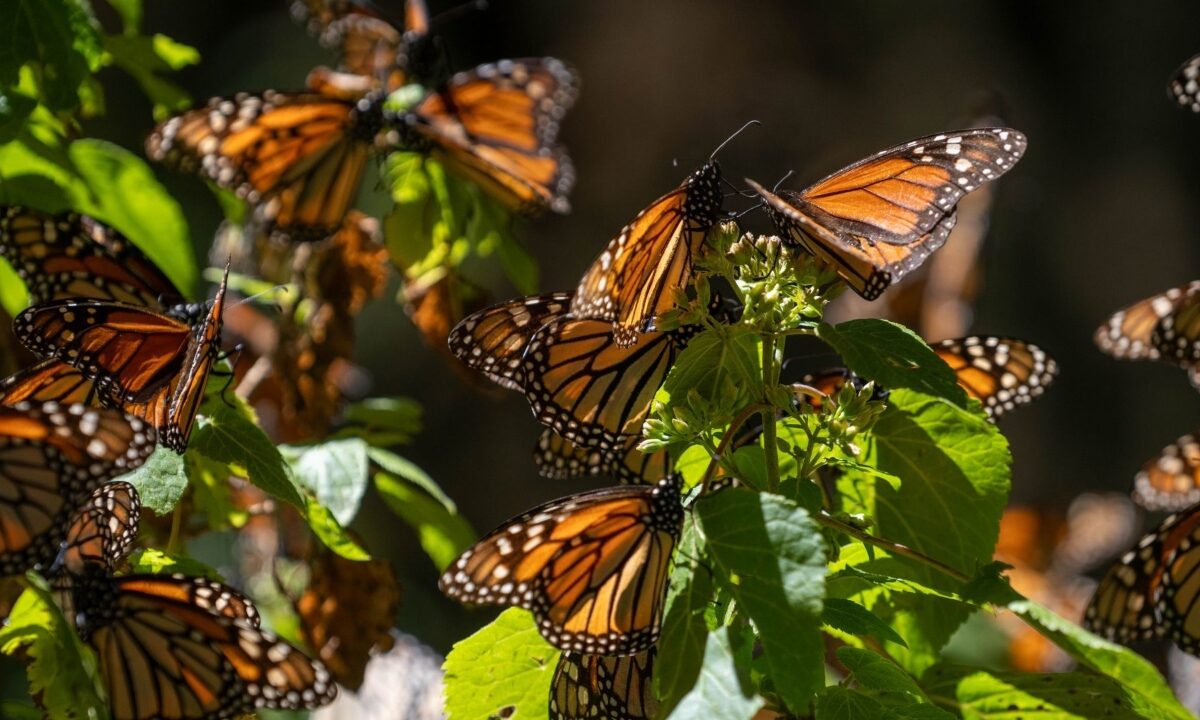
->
73;0;1200;675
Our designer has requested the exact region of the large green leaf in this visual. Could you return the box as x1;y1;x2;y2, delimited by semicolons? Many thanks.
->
655;514;714;715
1007;601;1193;720
0;580;107;720
0;0;103;110
375;471;475;571
823;600;908;648
282;438;370;525
120;445;188;515
662;326;761;408
817;319;968;407
695;489;825;712
922;664;1149;720
667;627;763;720
856;389;1011;672
104;33;198;119
443;608;558;720
191;404;303;509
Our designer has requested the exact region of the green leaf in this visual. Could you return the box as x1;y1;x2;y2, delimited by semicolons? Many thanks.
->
0;580;107;720
1007;600;1194;720
662;326;761;406
494;220;538;294
375;471;475;571
104;34;198;119
860;389;1011;672
0;701;42;720
191;404;304;509
0;257;29;316
443;608;558;720
0;88;37;143
695;489;825;712
817;319;968;407
282;438;370;525
340;396;423;446
303;494;370;561
187;453;245;531
922;664;1151;720
822;598;907;648
67;139;197;297
667;627;763;720
0;0;103;110
816;687;887;720
106;0;142;33
368;446;456;513
120;445;188;515
838;646;924;698
655;514;714;715
127;547;222;579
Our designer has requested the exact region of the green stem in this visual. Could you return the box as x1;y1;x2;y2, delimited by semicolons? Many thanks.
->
813;511;971;584
762;333;781;493
167;502;183;555
699;403;766;494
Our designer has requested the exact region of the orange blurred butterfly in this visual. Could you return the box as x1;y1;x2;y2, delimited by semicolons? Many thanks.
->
293;0;435;92
1095;281;1200;388
439;476;682;654
797;336;1057;420
56;481;141;575
748;127;1026;300
0;402;155;577
10;267;229;452
147;58;577;242
571;161;725;347
1134;431;1200;513
1083;502;1200;656
550;649;658;720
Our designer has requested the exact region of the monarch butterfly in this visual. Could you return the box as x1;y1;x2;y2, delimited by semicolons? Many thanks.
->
1095;281;1200;371
439;476;682;655
533;429;670;485
293;0;435;92
797;336;1056;420
571;161;724;347
747;127;1027;300
62;569;335;720
1170;52;1200;113
1083;504;1200;648
147;59;577;242
931;336;1058;419
0;206;192;312
522;315;694;449
549;650;657;720
447;292;572;391
1134;432;1200;513
57;481;141;575
12;269;229;452
0;402;155;577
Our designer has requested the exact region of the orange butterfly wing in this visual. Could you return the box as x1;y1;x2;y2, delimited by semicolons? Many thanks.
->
0;207;184;308
932;336;1057;419
550;650;658;720
147;91;379;242
571;162;723;346
59;481;140;575
440;478;681;655
792;127;1026;246
533;430;670;485
1095;281;1200;361
407;58;579;216
447;293;572;391
1134;432;1200;513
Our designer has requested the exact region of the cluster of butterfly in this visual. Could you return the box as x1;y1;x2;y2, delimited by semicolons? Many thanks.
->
429;91;1062;712
0;208;347;718
145;0;579;246
1082;54;1200;659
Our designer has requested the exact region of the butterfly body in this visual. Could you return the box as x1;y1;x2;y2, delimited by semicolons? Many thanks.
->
440;476;682;655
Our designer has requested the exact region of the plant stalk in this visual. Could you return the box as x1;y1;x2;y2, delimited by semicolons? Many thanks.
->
813;511;971;584
762;333;781;493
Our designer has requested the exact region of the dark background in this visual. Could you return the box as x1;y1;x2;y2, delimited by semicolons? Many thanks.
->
78;1;1200;655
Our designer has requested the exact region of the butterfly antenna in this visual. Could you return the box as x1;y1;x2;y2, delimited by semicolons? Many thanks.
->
431;0;488;26
709;119;762;161
235;284;293;313
720;175;758;199
772;170;795;193
732;204;759;220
